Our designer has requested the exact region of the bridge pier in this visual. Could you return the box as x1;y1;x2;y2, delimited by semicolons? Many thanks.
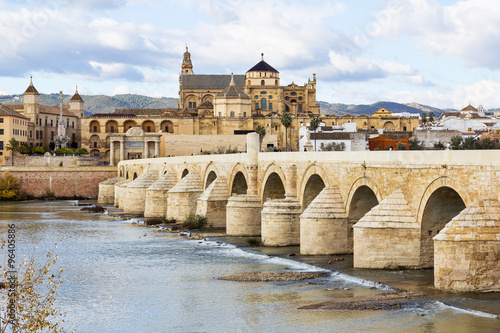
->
226;195;261;236
353;189;421;269
196;177;229;228
300;186;349;255
144;172;177;218
98;177;126;205
121;169;159;214
114;181;129;207
434;196;500;292
166;171;203;222
261;199;302;246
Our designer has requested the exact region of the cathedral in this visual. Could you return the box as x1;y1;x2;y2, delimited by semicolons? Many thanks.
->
178;47;320;116
80;48;322;161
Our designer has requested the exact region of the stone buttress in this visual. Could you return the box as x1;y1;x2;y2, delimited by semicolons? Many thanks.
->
434;196;500;292
196;177;229;228
353;189;420;269
261;199;302;246
98;177;127;205
226;132;262;236
300;186;348;255
166;171;203;222
144;172;178;218
120;169;160;214
114;179;131;207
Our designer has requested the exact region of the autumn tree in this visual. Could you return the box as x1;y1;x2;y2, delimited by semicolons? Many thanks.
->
0;242;72;332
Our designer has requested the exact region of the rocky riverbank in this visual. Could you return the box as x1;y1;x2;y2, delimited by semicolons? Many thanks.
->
219;271;328;282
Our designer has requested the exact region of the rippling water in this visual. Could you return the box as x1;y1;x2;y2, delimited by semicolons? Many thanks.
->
1;201;499;333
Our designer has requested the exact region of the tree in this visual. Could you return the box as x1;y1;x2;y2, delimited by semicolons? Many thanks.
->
397;142;407;150
0;242;70;332
0;171;20;200
421;112;427;124
461;137;476;150
309;117;319;151
280;112;292;151
449;135;463;150
320;142;345;151
408;138;424;150
255;125;266;152
428;111;434;122
5;138;20;166
433;141;446;150
18;144;31;155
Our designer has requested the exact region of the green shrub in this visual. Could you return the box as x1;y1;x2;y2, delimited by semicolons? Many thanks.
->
182;214;207;230
246;237;261;246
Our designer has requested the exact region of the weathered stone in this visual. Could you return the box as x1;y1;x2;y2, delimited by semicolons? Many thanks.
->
144;172;177;218
226;195;261;236
262;199;302;246
300;186;349;255
98;177;127;205
434;196;500;292
196;177;229;228
120;169;160;214
353;189;420;269
166;171;203;222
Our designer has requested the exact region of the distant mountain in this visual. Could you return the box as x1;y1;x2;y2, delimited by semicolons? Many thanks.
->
0;93;178;115
318;101;449;117
0;93;470;117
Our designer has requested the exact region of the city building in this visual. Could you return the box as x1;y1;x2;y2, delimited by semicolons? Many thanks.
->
0;79;83;165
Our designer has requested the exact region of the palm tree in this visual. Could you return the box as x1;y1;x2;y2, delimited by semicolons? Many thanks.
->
255;125;266;152
309;117;319;151
280;112;292;151
6;138;20;166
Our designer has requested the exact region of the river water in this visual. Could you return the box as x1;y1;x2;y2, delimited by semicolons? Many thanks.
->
1;201;499;333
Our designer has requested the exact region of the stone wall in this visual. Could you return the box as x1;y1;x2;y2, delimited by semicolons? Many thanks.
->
163;134;277;156
4;155;99;168
414;129;460;148
2;167;116;198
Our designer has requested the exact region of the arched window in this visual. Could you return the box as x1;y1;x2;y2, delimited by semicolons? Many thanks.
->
230;111;235;118
275;80;278;86
261;98;267;110
243;112;247;117
261;80;265;86
298;104;302;112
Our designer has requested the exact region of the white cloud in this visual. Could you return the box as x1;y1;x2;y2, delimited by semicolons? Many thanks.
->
377;0;500;69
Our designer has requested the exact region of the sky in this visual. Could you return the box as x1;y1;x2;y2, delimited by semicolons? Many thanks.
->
0;0;500;110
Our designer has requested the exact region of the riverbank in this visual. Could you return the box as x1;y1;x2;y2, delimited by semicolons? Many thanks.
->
166;229;500;318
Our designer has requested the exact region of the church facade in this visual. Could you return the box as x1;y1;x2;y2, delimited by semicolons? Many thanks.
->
0;79;82;165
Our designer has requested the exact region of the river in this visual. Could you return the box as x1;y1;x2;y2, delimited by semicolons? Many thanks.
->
1;201;499;332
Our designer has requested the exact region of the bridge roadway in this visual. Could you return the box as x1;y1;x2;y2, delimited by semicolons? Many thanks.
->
99;133;500;292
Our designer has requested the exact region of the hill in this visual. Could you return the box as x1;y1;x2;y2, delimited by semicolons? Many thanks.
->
318;101;449;116
0;93;460;116
0;93;178;115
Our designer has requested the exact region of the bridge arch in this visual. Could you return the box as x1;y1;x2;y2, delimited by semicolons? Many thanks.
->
229;163;249;195
298;164;330;210
346;177;382;220
181;168;189;178
202;163;219;189
417;176;470;268
261;163;286;203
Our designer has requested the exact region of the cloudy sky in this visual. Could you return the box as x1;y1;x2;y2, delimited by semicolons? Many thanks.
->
0;0;499;109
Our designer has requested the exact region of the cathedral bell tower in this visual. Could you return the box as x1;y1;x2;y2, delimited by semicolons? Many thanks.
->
181;46;193;75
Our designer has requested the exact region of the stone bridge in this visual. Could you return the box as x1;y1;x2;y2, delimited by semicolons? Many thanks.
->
99;133;500;292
